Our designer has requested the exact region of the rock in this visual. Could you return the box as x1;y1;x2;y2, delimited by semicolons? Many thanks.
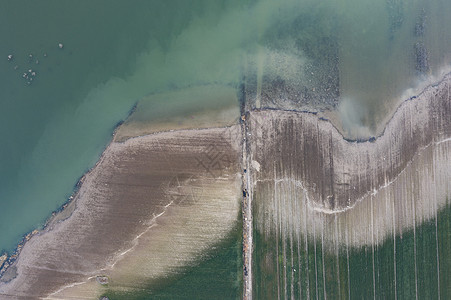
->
58;43;64;49
0;261;9;275
96;276;109;285
414;42;430;73
415;9;427;36
0;254;7;268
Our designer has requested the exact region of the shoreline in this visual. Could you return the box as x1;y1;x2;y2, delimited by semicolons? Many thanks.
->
0;122;242;283
0;84;240;282
0;103;139;280
253;70;451;144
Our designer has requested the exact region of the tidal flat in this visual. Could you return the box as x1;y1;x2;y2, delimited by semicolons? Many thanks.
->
249;74;451;298
0;71;450;299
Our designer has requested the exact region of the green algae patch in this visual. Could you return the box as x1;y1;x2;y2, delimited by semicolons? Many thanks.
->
253;201;451;299
102;220;243;300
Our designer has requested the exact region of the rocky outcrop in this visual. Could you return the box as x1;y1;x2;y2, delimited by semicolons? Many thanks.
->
0;255;6;271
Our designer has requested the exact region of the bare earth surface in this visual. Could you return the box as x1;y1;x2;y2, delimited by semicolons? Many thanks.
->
250;74;451;248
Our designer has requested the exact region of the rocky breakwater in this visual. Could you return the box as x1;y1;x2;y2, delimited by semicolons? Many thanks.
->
0;125;242;299
0;255;6;271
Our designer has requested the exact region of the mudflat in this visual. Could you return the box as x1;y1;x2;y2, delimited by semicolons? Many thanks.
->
250;73;451;249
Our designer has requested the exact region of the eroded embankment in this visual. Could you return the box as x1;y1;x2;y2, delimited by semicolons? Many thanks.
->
0;126;242;299
250;74;451;249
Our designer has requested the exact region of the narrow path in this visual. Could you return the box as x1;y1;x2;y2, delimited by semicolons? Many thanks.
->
241;113;253;300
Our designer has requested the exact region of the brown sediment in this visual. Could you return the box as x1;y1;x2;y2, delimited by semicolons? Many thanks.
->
0;126;242;299
114;85;240;142
114;106;239;142
250;73;451;248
